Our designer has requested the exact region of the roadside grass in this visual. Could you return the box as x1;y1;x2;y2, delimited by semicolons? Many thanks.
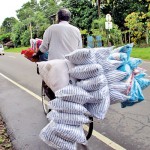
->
4;46;150;60
131;47;150;60
4;47;29;53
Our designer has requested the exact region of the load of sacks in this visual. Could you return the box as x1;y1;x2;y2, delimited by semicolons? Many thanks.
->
109;43;150;107
38;44;150;150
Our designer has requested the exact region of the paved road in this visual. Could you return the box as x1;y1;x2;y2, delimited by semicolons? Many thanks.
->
0;52;150;150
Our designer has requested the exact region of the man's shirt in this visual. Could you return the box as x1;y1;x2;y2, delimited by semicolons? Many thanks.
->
40;21;82;60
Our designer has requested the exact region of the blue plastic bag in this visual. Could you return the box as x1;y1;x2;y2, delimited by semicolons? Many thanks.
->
121;78;144;108
128;58;142;70
117;64;132;80
135;73;150;90
109;53;128;63
113;43;133;60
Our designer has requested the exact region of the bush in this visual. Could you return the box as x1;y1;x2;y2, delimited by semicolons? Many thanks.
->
4;41;14;48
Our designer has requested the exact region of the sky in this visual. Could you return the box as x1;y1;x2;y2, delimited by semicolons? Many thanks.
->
0;0;39;26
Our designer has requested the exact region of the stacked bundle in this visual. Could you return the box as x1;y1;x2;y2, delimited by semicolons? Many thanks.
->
39;44;150;150
109;43;150;107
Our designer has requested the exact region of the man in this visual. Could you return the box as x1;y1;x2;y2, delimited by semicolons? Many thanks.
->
34;8;82;102
34;8;82;60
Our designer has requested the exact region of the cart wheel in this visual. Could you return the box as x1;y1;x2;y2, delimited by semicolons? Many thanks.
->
41;81;55;115
83;116;93;140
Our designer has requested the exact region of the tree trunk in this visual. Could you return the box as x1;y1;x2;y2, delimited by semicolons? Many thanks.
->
129;31;130;43
29;22;33;39
125;33;126;44
98;0;101;17
146;28;149;44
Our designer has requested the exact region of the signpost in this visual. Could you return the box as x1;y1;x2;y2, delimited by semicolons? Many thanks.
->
105;14;112;46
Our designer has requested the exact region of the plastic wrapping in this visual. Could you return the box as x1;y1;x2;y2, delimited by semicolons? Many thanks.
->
121;78;144;108
128;57;142;70
47;110;90;125
109;52;128;63
76;74;107;92
69;64;104;79
65;48;96;65
118;64;132;80
105;70;128;83
135;74;150;90
55;85;95;104
85;85;110;119
48;98;90;115
109;82;129;94
39;121;76;150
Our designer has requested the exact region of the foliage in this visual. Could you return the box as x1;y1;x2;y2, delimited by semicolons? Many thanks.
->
20;30;31;46
8;0;59;47
1;17;18;33
11;22;24;47
39;0;60;24
91;17;122;46
61;0;98;31
0;33;11;44
101;0;150;30
125;12;150;45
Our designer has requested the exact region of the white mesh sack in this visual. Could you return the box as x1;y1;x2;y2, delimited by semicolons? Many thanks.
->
69;64;104;79
84;85;110;120
109;82;129;94
55;85;95;104
65;48;96;65
76;74;108;92
47;110;91;126
37;59;74;92
39;121;76;150
94;47;113;60
105;70;128;83
110;90;130;105
48;98;90;115
108;60;123;68
97;60;117;73
55;123;87;144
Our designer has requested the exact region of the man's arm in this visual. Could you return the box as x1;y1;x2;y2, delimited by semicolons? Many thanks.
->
39;27;52;53
32;27;51;60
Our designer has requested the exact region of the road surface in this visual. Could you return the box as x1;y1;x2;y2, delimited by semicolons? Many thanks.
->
0;52;150;150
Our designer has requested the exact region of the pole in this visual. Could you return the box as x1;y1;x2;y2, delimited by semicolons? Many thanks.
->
97;0;101;17
29;22;33;39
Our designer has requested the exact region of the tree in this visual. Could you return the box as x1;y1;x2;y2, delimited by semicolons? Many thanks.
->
125;12;148;45
91;17;122;46
101;0;150;30
11;22;24;47
91;0;110;17
39;0;59;24
61;0;98;31
1;17;18;33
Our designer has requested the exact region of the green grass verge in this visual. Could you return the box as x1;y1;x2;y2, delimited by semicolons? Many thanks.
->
131;47;150;60
4;47;29;53
4;46;150;60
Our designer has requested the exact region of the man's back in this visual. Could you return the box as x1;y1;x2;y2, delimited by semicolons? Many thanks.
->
40;21;82;60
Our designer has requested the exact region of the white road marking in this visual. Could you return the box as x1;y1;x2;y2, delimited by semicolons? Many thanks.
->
0;72;126;150
0;72;42;102
8;56;16;58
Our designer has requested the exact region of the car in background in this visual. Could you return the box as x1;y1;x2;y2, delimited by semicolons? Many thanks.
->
0;44;4;55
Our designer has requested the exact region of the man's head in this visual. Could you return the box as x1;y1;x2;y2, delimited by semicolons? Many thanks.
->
57;8;71;23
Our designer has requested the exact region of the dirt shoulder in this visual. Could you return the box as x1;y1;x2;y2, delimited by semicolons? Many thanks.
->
0;115;14;150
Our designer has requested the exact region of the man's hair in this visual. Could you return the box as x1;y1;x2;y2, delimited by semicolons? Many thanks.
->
57;8;71;22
